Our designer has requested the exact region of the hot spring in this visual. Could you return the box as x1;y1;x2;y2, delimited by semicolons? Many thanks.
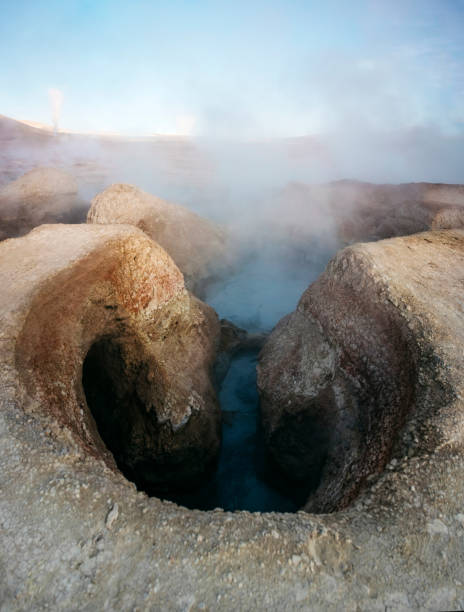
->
159;240;336;512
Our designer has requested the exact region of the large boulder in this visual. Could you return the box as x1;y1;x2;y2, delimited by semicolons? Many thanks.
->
0;167;88;239
0;223;221;492
87;183;230;295
258;230;464;513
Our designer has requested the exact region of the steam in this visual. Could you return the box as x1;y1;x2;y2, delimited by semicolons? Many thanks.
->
48;89;64;134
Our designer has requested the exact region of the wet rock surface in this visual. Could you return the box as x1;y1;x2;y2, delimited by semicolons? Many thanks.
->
214;319;267;385
87;183;231;295
0;167;88;239
1;227;464;608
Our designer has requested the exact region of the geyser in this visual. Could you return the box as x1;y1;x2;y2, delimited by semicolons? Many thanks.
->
48;88;63;134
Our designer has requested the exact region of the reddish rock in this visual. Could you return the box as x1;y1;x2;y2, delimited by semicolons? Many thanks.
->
87;183;230;295
1;223;221;492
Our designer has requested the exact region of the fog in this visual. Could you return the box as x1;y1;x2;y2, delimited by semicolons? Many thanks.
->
2;112;463;332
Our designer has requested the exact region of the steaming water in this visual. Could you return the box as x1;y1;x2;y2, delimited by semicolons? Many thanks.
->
206;242;332;332
169;242;333;512
0;128;339;511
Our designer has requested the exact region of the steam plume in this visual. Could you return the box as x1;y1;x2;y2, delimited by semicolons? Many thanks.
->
48;88;64;134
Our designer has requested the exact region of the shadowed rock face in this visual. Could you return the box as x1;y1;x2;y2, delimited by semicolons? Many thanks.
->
258;230;464;513
87;183;230;296
0;167;88;239
3;223;221;492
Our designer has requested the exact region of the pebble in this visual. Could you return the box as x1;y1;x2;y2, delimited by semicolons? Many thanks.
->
105;503;119;529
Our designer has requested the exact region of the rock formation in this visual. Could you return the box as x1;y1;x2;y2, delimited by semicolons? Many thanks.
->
271;180;464;251
431;205;464;230
2;226;464;610
331;181;464;242
258;229;464;514
214;319;268;384
0;167;88;239
0;223;221;493
87;183;230;295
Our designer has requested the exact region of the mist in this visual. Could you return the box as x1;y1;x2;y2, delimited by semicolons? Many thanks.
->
48;88;63;133
1;0;464;511
1;114;463;329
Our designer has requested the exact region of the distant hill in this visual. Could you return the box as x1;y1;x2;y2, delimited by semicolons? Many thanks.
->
0;114;55;142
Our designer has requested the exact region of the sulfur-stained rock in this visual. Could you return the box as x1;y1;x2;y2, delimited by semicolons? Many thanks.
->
258;230;464;513
0;167;88;239
87;183;229;295
0;223;221;492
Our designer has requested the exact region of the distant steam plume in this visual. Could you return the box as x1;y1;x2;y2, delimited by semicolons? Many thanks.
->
48;88;64;134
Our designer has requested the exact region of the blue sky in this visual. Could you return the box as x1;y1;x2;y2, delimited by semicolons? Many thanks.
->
1;0;463;137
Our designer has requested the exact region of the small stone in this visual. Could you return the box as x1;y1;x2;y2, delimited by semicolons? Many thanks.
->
455;513;464;528
427;519;448;536
105;503;119;529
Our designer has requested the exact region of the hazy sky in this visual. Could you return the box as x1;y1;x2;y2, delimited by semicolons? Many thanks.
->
1;0;463;137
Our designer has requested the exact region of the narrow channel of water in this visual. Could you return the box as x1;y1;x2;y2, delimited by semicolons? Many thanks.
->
168;245;332;511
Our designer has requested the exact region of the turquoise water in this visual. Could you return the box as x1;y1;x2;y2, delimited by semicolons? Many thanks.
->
169;348;304;512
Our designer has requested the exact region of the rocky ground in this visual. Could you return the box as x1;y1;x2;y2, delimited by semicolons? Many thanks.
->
1;224;464;609
2;115;464;609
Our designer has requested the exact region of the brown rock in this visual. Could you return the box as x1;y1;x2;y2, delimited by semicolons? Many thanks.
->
87;183;230;295
258;230;464;513
272;180;464;249
2;228;464;609
0;167;87;239
214;319;267;384
1;223;221;492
